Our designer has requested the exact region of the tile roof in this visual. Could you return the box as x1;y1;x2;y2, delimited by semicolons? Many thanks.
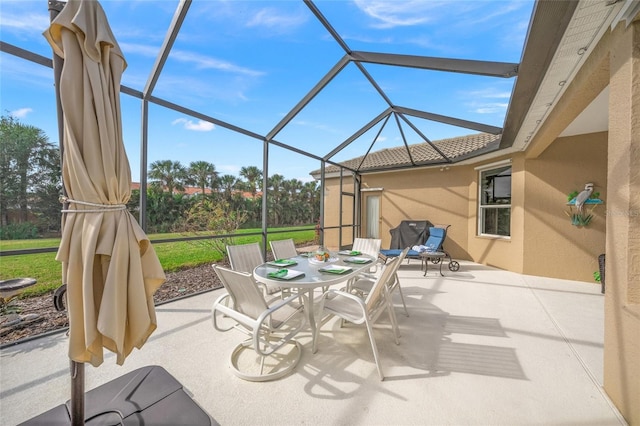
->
317;133;501;175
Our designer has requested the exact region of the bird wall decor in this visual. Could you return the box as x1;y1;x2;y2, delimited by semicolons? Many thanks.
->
566;182;602;226
574;183;594;214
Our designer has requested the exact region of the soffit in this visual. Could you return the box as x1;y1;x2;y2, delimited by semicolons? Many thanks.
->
512;0;624;151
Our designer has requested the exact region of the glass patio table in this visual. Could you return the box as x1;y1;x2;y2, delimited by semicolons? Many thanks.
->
253;252;377;344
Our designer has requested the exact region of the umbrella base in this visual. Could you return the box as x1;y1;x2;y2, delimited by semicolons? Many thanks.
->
19;365;216;425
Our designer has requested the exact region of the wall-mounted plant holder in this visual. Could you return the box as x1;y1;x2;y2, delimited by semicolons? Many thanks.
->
565;183;603;226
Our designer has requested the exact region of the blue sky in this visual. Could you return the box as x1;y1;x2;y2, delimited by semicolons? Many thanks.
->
1;0;534;183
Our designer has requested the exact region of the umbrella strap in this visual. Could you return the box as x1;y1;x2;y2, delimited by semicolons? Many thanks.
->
60;197;127;213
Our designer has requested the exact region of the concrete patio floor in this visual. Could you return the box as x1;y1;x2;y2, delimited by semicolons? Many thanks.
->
0;261;628;425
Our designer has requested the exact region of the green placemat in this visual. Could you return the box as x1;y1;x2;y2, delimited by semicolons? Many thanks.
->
319;266;352;274
268;259;297;266
344;257;372;264
267;269;288;279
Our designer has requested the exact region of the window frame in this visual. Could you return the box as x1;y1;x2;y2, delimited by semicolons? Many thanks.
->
476;160;512;238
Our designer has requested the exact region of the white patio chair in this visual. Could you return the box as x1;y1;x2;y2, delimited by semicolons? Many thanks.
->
346;237;384;286
270;238;298;259
211;265;308;382
351;247;410;317
313;256;401;381
352;237;381;258
226;242;282;296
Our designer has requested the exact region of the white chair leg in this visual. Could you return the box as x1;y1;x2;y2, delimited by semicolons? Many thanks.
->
387;300;401;343
365;320;385;381
397;285;409;317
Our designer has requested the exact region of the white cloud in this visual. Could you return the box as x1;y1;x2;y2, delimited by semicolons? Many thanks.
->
170;51;264;77
245;8;307;30
11;108;33;119
0;11;50;34
353;0;529;38
118;42;159;58
354;0;446;29
118;43;264;77
470;102;509;114
219;164;241;175
172;118;215;132
465;89;512;99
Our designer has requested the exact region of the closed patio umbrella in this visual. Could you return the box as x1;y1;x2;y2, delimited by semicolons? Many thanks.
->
43;0;165;421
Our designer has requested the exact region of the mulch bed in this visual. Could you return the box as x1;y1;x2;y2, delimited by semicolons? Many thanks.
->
0;244;318;347
0;262;224;347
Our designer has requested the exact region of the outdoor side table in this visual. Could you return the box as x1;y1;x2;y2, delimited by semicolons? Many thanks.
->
419;251;447;276
1;278;38;329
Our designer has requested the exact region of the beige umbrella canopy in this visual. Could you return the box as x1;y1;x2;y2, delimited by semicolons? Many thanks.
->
44;0;165;367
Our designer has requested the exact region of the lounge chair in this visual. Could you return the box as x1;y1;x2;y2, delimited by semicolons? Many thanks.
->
380;225;460;273
211;265;308;382
380;220;433;258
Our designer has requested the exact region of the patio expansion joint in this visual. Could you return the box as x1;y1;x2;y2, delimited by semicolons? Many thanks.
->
520;276;628;425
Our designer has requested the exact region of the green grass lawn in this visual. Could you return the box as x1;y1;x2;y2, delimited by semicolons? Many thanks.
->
0;227;316;298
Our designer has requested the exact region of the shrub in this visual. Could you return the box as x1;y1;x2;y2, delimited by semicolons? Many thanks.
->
0;222;39;240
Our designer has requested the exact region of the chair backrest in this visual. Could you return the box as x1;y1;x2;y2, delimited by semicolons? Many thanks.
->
270;239;298;259
227;242;264;273
213;265;268;321
353;238;381;258
388;247;410;290
424;226;447;251
364;256;400;312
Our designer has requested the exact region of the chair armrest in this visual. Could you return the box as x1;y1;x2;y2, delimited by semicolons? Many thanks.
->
253;293;308;356
323;289;367;305
256;293;306;325
320;289;367;323
212;295;259;331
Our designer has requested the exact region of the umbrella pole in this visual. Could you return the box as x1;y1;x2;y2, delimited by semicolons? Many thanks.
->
70;360;85;425
48;1;85;425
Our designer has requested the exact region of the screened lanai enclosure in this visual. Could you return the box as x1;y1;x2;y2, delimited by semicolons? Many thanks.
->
1;0;542;252
5;1;640;423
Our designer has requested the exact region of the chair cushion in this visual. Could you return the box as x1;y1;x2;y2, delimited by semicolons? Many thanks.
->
380;249;421;258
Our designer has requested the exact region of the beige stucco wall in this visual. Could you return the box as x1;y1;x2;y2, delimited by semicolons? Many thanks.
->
603;19;640;425
522;132;608;282
358;166;471;260
321;138;607;283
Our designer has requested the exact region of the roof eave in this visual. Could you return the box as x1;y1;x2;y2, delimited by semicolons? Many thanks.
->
499;0;579;150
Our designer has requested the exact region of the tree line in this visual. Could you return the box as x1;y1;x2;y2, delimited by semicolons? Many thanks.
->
137;160;321;233
0;115;320;239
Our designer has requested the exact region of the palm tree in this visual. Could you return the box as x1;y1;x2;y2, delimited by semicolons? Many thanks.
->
148;159;187;194
267;174;285;226
302;181;320;223
218;174;237;202
239;165;262;198
187;160;217;198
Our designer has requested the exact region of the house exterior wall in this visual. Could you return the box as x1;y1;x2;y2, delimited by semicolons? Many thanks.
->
356;166;471;260
603;18;640;425
321;137;607;283
522;132;608;282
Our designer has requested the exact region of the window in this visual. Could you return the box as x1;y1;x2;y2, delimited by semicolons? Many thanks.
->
478;163;511;237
